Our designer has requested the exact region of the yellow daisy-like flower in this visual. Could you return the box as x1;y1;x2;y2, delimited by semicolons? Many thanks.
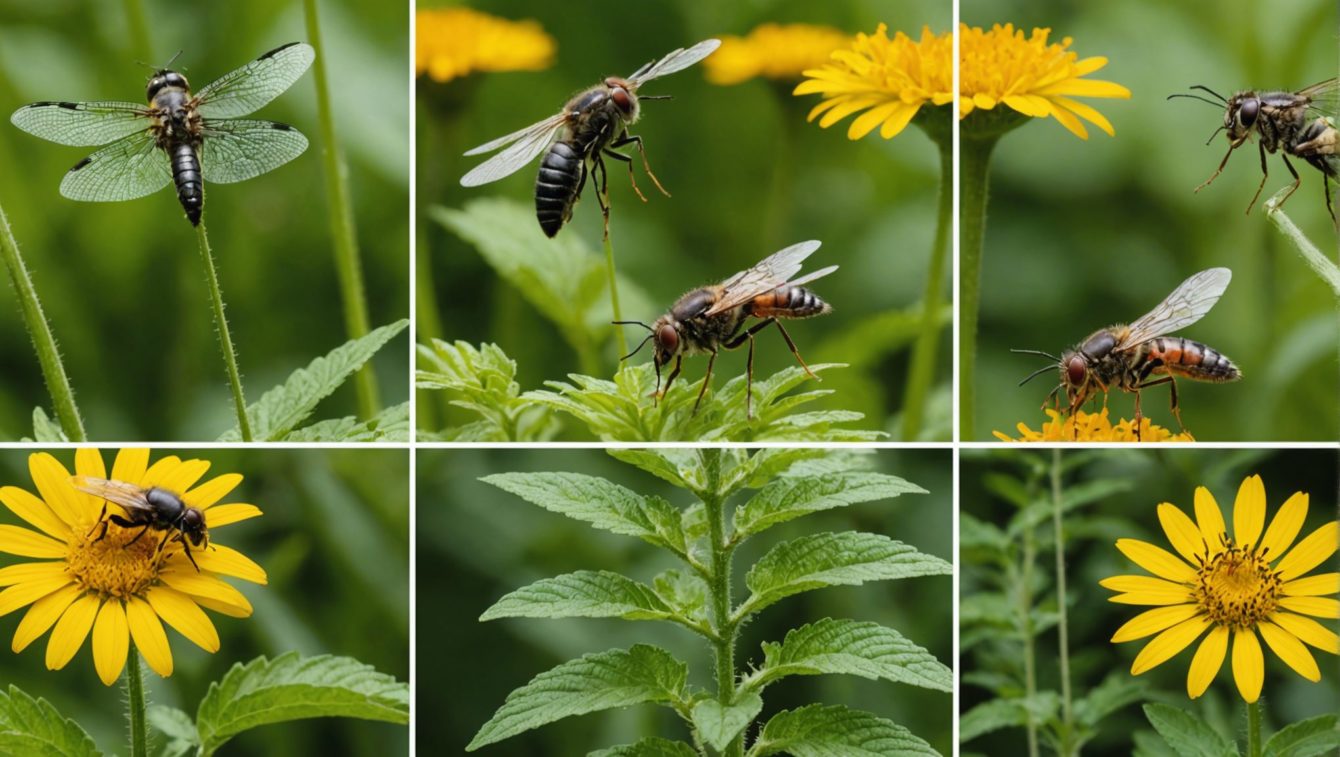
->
793;24;952;140
959;23;1131;139
993;408;1194;442
416;7;555;83
0;450;265;685
704;23;851;86
1101;475;1339;702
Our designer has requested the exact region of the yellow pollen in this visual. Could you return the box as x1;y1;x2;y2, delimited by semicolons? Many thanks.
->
66;520;166;599
1194;537;1280;628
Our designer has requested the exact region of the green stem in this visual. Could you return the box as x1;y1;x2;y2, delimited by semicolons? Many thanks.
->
900;138;953;440
303;0;380;419
702;450;743;757
121;0;152;63
1051;449;1074;755
1264;188;1340;298
196;222;252;441
1246;699;1262;757
124;652;147;757
0;199;86;441
1020;519;1040;757
603;228;627;360
959;136;1000;440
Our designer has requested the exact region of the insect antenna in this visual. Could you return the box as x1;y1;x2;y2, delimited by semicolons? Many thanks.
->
1010;348;1061;362
1167;93;1227;108
1017;364;1058;387
621;334;655;361
1203;125;1226;145
639;95;673;101
613;321;655;361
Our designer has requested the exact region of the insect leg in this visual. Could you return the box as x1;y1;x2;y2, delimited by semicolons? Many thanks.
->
692;351;718;415
602;148;648;203
1195;145;1236;193
724;318;783;418
180;536;201;572
594;154;611;240
87;502;109;539
1135;376;1180;431
1244;141;1273;214
610;132;671;198
772;321;818;380
660;355;683;402
125;522;153;546
1274;152;1302;210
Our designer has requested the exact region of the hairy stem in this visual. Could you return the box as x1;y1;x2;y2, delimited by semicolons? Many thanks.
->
1020;521;1039;757
702;450;743;756
1051;449;1074;755
1264;188;1340;298
0;199;86;440
901;137;953;440
1246;699;1261;757
304;0;381;418
604;227;627;360
959;136;999;440
197;222;251;441
124;652;147;757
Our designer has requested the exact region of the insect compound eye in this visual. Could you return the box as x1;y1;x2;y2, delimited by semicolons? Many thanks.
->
1066;356;1087;386
610;86;634;115
656;324;679;358
1238;98;1259;128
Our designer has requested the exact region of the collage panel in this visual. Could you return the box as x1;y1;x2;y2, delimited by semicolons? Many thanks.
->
418;447;953;754
415;0;955;443
960;447;1340;755
0;1;409;442
0;447;409;754
959;0;1339;442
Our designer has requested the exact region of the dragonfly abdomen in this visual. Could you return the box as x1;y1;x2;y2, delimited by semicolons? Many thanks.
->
170;141;203;226
535;140;583;238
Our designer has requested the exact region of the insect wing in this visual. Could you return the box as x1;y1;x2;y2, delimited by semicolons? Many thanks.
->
71;476;154;516
200;119;309;183
59;131;171;202
1116;268;1232;349
704;240;822;316
1299;77;1339;119
628;39;721;87
460;112;567;186
10;101;150;147
194;42;315;120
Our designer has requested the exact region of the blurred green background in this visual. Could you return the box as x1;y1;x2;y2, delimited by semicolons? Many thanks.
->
963;0;1339;440
417;0;953;440
961;447;1340;755
0;0;409;440
0;448;409;755
418;448;953;754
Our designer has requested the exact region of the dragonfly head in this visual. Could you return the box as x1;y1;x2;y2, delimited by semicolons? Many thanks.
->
147;71;190;102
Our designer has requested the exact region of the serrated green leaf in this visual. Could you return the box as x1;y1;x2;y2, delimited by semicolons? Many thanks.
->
218;319;408;441
959;699;1029;743
147;705;197;744
1073;672;1146;727
1007;479;1133;538
468;645;688;750
692;692;763;752
1142;703;1239;757
735;472;926;537
750;704;938;756
1263;714;1340;757
606;449;703;493
588;737;699;757
0;685;100;757
284;402;410;442
651;569;709;625
28;408;68;443
753;618;952;692
959;513;1011;557
416;340;559;441
195;652;408;755
481;472;686;554
741;532;951;616
480;571;675;622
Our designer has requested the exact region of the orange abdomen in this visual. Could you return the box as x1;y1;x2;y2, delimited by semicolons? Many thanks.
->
747;286;830;319
1147;337;1241;382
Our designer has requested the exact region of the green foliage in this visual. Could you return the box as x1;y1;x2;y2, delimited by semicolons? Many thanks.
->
416;339;558;441
1262;714;1340;757
25;408;67;443
472;448;948;754
590;737;701;757
1142;704;1239;757
0;685;99;757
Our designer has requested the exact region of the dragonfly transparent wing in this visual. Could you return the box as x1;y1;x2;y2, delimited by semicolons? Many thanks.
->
195;42;315;120
460;113;567;187
1116;268;1232;349
704;240;824;316
199;119;309;183
71;476;155;516
628;39;721;87
59;132;171;202
10;101;150;146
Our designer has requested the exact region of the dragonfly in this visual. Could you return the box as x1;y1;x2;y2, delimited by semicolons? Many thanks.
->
11;42;314;225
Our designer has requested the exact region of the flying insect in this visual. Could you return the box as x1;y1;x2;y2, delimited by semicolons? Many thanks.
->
72;476;208;571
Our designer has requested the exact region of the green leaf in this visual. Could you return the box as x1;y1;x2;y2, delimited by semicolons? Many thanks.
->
148;704;199;757
691;692;763;752
0;685;100;757
1006;478;1132;538
284;402;410;442
416;340;558;441
480;570;676;622
734;472;926;537
1263;714;1340;757
588;737;699;757
1142;703;1239;757
753;618;952;692
218;319;408;441
1073;672;1146;727
750;704;938;756
651;569;709;625
742;532;951;616
195;653;408;755
468;645;688;750
27;407;68;443
959;694;1059;743
481;472;686;554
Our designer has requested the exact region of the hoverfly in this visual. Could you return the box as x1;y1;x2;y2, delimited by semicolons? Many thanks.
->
72;476;208;571
1170;78;1339;219
617;240;836;418
460;39;720;238
11;42;314;226
1014;268;1241;439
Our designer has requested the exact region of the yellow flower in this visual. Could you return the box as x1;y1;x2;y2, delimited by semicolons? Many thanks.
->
994;408;1194;442
1101;475;1339;702
0;450;266;685
416;8;555;83
959;23;1131;139
793;24;952;140
704;23;851;86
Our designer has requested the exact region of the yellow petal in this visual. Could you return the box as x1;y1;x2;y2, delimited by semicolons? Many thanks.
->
45;594;99;670
1157;503;1206;564
111;449;150;486
1053;97;1115;136
145;586;219;653
190;594;253;619
192;544;268;585
72;449;108;520
204;504;263;528
1277;596;1340;618
1231;627;1263;703
185;474;243;510
1048;104;1089;139
1001;94;1051;117
818;95;885;128
0;574;73;617
0;525;67;558
1072;56;1110;77
0;561;69;587
0;486;69;540
1112;604;1199;642
159;571;253;616
1187;625;1228;698
1194;486;1227;551
126;597;173;677
1275;521;1338;581
150;459;211;496
92;599;129;686
879;104;920;138
1269;611;1340;653
1260;491;1307;560
1258;621;1320;682
1231;475;1265;548
1036;78;1131;99
845;102;903;140
1283;573;1339;597
12;584;80;653
28;453;82;528
1100;575;1193;605
1115;538;1197;582
1131;615;1210;674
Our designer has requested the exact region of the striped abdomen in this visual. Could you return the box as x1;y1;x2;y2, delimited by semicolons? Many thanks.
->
535;140;583;238
746;286;831;319
1145;337;1241;382
170;141;203;226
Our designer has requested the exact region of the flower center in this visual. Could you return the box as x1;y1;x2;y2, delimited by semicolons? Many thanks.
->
66;518;164;599
1193;535;1281;628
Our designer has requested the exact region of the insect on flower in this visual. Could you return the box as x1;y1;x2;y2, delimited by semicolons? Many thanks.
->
72;476;209;572
617;240;836;418
11;43;314;226
460;39;720;238
1014;268;1241;440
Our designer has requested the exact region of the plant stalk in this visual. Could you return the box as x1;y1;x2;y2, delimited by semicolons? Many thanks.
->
0;199;86;441
603;226;628;360
1264;189;1340;298
196;222;252;441
901;137;953;440
1051;449;1074;755
124;652;147;757
1020;520;1040;757
304;0;381;419
1246;699;1261;757
959;136;999;440
702;450;743;757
